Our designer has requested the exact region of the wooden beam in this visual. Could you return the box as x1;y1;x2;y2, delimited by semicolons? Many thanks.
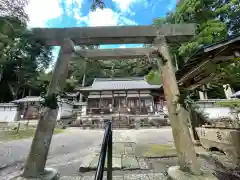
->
178;55;235;84
31;24;196;46
187;74;215;90
204;36;240;53
73;48;157;60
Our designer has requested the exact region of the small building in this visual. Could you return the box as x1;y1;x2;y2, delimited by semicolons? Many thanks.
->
76;77;168;128
11;96;74;121
12;96;42;120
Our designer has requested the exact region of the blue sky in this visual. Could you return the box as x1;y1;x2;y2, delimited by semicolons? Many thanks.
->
25;0;177;61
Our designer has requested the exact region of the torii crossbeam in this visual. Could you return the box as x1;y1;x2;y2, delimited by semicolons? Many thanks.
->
32;24;195;45
73;47;157;60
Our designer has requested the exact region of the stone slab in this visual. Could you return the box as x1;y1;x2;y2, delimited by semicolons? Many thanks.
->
124;146;134;155
60;173;167;180
113;156;122;169
81;176;94;180
89;155;101;169
167;166;218;180
113;176;124;180
88;155;122;170
122;155;139;170
113;143;125;155
124;174;149;180
79;154;98;172
147;173;168;180
137;158;149;170
60;176;82;180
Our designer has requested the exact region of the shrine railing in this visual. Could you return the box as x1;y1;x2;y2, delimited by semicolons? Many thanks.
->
94;122;112;180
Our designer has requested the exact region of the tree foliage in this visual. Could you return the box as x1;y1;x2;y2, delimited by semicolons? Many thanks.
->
0;0;53;102
149;0;240;93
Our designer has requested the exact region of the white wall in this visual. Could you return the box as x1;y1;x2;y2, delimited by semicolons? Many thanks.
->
57;101;74;120
0;104;18;122
81;105;87;116
198;106;233;120
196;100;234;120
162;101;234;121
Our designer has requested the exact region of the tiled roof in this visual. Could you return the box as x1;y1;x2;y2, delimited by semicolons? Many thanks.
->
88;93;152;98
77;77;161;91
12;96;43;103
231;91;240;98
11;96;74;105
176;33;240;82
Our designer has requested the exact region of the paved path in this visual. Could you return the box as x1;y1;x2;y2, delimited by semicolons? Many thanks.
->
0;127;174;179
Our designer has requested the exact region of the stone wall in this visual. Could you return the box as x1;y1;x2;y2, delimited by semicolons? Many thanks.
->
196;127;240;161
0;103;19;122
0;120;38;131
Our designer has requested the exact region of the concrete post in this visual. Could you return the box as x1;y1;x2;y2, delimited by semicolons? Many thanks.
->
154;35;201;175
135;119;140;129
21;39;74;179
223;84;234;99
199;85;208;100
199;91;205;100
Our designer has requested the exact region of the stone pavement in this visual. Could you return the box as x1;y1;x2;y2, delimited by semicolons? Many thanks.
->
60;172;168;180
79;142;149;172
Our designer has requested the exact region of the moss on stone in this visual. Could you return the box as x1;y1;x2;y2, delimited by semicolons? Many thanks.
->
135;144;177;158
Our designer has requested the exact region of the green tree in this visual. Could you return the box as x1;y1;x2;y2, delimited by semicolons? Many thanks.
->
150;0;240;91
0;0;28;49
0;30;53;102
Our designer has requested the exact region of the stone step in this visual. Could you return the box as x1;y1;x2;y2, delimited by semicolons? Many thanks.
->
79;154;149;172
60;172;168;180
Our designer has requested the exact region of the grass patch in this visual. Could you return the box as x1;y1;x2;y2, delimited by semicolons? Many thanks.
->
135;144;177;158
0;128;64;141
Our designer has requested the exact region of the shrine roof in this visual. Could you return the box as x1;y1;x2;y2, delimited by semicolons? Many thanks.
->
76;77;161;92
176;33;240;89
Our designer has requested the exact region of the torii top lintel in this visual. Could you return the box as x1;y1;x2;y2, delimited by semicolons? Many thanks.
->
31;24;196;46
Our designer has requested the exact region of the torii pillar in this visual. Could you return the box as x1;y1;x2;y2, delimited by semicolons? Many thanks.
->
154;36;217;179
16;39;74;180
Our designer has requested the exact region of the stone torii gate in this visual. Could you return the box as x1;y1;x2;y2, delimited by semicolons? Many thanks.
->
19;24;216;180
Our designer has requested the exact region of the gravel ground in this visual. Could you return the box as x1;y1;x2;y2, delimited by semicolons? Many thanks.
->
0;127;238;180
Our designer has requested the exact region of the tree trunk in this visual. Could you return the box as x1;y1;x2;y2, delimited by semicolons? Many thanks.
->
154;36;201;175
22;39;74;177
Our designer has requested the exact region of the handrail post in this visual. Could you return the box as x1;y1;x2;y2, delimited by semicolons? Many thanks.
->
107;123;112;180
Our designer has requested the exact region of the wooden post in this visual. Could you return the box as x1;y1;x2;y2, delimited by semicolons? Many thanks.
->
154;36;201;175
99;91;102;108
138;90;141;113
22;39;74;178
110;90;114;113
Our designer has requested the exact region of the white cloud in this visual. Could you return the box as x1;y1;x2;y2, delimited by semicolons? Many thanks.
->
86;8;119;26
25;0;62;27
65;0;83;16
112;0;148;13
79;8;137;26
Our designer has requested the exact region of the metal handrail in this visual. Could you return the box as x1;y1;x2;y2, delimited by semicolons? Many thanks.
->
94;122;112;180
